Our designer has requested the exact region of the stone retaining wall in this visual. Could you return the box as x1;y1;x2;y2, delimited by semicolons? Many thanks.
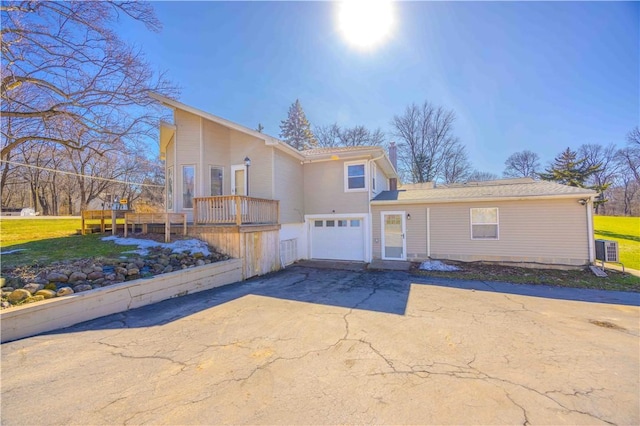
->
1;258;242;343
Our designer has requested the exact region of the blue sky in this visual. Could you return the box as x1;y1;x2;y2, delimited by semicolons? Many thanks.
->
120;1;639;175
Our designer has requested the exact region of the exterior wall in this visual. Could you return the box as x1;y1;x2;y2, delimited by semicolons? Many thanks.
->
274;149;304;224
202;120;231;195
229;129;274;200
372;198;591;266
174;110;202;220
371;160;389;199
303;160;370;215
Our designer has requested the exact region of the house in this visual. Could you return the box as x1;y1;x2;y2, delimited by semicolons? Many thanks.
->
151;93;597;273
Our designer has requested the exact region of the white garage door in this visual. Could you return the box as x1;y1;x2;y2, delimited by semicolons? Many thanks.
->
310;218;365;261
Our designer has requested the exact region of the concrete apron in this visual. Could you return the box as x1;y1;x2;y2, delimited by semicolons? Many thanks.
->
1;266;638;425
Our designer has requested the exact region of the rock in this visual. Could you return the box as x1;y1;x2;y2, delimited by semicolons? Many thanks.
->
0;277;5;287
196;259;205;266
115;267;127;275
126;268;140;276
23;283;44;294
2;287;15;293
126;263;138;270
162;265;173;274
44;283;58;291
8;289;31;303
67;271;87;283
56;287;74;297
105;273;116;281
87;271;104;280
47;272;68;282
35;289;56;299
25;295;45;304
193;252;204;259
73;284;93;293
1;301;10;309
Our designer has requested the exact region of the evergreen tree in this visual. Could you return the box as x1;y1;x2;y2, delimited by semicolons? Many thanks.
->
539;147;608;207
256;123;264;133
279;100;317;150
539;147;601;187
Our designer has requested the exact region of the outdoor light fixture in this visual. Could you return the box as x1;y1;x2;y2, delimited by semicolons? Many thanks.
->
578;199;587;206
244;157;251;196
407;213;411;220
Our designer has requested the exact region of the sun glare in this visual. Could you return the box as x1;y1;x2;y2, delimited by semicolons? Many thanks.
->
337;0;395;50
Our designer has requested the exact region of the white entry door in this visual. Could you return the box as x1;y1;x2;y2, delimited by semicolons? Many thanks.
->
382;212;406;260
231;165;246;196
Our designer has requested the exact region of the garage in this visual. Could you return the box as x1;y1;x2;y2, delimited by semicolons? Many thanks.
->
310;217;366;261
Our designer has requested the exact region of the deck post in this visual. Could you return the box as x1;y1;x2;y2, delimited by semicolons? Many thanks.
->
235;196;242;226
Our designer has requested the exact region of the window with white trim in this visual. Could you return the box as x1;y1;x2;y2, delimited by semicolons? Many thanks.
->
167;166;174;210
470;208;499;239
210;166;223;196
344;161;367;192
182;165;195;209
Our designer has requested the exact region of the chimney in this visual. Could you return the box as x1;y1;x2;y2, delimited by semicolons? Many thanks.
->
388;142;397;171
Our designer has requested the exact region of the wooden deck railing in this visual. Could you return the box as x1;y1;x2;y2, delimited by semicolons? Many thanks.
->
193;196;279;226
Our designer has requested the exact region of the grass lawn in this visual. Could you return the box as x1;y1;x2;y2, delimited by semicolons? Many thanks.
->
0;218;136;268
594;215;640;271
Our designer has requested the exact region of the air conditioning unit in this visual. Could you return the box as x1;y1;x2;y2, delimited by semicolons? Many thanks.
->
595;239;618;263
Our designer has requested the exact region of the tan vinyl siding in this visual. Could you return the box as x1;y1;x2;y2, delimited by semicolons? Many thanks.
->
229;129;274;200
372;199;590;266
371;205;429;260
304;160;369;215
202;120;231;195
274;149;304;224
174;110;201;217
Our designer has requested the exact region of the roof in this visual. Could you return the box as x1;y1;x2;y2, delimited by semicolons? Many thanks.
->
372;178;597;204
300;145;398;178
302;146;383;156
149;92;304;160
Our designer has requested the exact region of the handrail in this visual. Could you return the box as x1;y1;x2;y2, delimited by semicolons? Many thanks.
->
193;196;279;225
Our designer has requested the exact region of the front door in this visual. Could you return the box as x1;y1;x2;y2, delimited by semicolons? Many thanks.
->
382;212;406;260
231;165;246;196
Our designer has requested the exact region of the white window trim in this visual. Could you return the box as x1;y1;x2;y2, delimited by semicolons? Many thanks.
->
344;160;368;192
209;165;224;196
470;207;500;240
182;165;196;211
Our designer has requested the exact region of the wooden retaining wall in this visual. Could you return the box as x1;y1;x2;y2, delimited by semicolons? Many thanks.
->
188;224;281;279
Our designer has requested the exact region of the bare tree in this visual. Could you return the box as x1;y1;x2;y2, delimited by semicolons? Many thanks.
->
1;1;177;159
578;143;619;214
619;127;640;184
442;144;472;184
503;150;540;178
315;123;385;147
392;101;462;183
468;170;499;182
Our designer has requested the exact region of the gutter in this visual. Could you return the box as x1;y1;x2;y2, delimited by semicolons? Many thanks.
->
371;193;598;205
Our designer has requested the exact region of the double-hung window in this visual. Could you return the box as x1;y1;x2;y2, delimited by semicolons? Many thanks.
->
470;208;499;239
344;161;367;192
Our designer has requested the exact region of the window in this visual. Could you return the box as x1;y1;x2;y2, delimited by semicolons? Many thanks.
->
344;161;367;191
350;219;361;227
182;165;195;209
326;220;335;227
314;220;323;227
210;166;223;196
470;208;499;239
337;220;348;227
167;167;174;210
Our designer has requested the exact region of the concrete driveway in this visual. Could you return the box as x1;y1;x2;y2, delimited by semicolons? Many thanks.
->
2;264;639;425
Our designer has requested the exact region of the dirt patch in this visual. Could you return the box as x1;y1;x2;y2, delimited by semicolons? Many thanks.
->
589;319;627;331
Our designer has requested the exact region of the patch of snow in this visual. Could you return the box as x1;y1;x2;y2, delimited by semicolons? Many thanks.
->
419;260;460;271
101;236;211;257
1;248;28;255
